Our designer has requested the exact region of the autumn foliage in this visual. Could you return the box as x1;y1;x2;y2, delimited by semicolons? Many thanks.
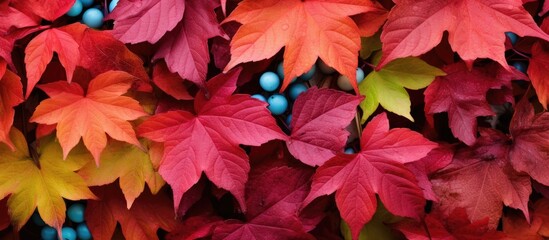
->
1;0;549;239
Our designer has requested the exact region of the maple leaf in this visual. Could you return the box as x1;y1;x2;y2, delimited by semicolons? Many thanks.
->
138;69;287;211
24;28;80;98
395;208;506;240
378;0;549;69
78;140;165;209
224;0;379;92
153;0;225;86
12;0;75;21
152;61;193;100
359;57;445;122
303;113;437;239
431;128;531;228
30;71;147;163
424;62;525;146
107;0;185;44
287;87;363;166
86;184;176;240
212;166;315;240
0;129;96;232
0;5;40;33
509;99;549;186
0;69;23;149
528;42;549;109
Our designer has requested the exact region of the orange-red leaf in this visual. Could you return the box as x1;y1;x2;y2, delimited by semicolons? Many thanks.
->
0;69;23;149
30;71;147;164
529;42;549;109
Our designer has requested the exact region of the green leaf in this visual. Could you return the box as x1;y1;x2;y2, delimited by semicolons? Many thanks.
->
360;32;382;60
359;57;445;122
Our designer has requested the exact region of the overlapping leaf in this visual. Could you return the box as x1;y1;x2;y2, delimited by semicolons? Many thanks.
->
30;71;147;163
138;69;286;211
12;0;74;21
529;42;549;109
224;0;379;91
303;113;437;239
0;69;23;149
0;129;96;232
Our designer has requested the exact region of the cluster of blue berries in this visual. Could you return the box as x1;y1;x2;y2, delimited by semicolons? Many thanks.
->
66;0;119;28
505;32;527;73
34;203;91;240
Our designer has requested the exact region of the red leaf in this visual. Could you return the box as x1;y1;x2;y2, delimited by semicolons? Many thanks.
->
0;69;23;149
352;4;388;37
86;184;177;240
212;166;315;240
108;0;185;44
224;0;379;92
431;129;531;228
138;70;286;212
12;0;75;21
528;42;549;108
378;0;549;69
167;214;222;240
303;113;437;239
0;6;40;33
152;61;193;100
287;87;362;166
24;28;80;98
424;62;525;145
405;145;454;201
154;0;224;86
395;208;506;240
509;99;549;186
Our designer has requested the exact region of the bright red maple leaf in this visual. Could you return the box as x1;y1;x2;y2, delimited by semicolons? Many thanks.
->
86;184;177;240
12;0;75;21
287;87;363;166
424;62;526;146
528;42;549;109
30;71;147;163
138;69;287;211
378;0;549;69
303;113;437;239
394;208;506;240
431;128;531;228
24;28;79;98
0;69;23;150
212;166;314;240
509;99;549;186
224;0;379;92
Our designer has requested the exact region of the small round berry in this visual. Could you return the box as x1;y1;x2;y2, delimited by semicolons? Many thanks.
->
344;148;355;154
251;94;267;102
109;0;119;12
318;59;336;74
259;72;280;92
76;223;92;240
32;211;46;226
288;83;307;100
41;226;57;240
505;32;519;45
80;0;94;7
267;94;288;115
337;68;365;91
62;226;77;240
511;61;527;73
82;8;104;28
356;68;365;84
277;62;284;79
67;203;85;223
299;65;316;81
286;114;292;127
66;0;83;17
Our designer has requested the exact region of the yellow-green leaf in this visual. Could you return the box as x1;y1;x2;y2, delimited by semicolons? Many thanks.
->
0;129;96;232
77;140;165;209
359;57;445;122
360;32;382;60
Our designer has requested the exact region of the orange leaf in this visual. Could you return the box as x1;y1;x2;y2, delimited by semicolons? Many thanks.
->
30;71;147;164
0;69;23;149
224;0;378;92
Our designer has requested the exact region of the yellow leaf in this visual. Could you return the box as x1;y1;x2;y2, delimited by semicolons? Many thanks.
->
0;129;96;232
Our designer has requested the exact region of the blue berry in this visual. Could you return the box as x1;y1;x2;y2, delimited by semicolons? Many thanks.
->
267;94;288;115
82;8;104;28
288;83;307;100
299;65;316;80
251;94;267;102
66;0;83;17
76;223;92;240
32;211;46;226
344;148;355;154
80;0;94;7
41;226;57;240
505;32;519;45
356;68;365;84
286;114;292;127
67;203;85;223
511;61;527;73
259;72;280;92
62;227;77;240
109;0;119;12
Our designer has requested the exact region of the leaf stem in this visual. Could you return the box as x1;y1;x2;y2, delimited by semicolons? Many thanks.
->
511;48;531;60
